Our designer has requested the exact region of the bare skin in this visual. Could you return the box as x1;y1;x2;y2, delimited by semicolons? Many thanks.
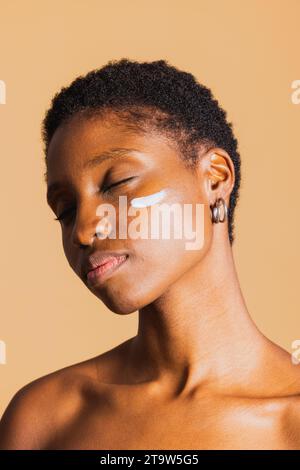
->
0;111;300;450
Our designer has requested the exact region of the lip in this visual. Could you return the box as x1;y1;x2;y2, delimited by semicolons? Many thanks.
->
85;253;129;286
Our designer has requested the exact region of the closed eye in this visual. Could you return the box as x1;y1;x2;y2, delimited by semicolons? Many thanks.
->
103;176;136;193
54;177;137;222
54;207;75;222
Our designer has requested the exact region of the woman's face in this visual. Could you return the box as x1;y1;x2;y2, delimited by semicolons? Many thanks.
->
46;113;214;314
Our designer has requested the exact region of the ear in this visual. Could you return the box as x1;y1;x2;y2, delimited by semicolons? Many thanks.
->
201;148;235;204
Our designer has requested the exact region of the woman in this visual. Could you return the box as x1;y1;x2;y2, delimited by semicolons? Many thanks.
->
0;58;299;450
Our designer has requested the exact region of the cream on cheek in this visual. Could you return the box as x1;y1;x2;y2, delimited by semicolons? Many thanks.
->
130;189;168;208
96;189;170;240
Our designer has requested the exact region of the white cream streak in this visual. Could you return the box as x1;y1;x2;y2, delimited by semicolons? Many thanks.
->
130;189;167;208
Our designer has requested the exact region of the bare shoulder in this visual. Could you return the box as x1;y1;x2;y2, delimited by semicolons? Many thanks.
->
277;351;300;449
279;345;300;447
0;338;133;450
282;391;300;449
0;355;99;449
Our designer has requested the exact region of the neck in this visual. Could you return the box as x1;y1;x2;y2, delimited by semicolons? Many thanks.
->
127;229;268;396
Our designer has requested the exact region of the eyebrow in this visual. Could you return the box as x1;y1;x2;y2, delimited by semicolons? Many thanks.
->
46;147;140;204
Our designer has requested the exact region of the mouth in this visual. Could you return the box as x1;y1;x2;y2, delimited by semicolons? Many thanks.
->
86;254;129;287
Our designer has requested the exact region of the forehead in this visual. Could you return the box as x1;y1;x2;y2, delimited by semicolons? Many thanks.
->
46;113;180;181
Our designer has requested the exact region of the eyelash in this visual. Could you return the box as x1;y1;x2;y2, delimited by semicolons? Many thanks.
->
54;207;75;222
103;176;135;194
54;177;135;222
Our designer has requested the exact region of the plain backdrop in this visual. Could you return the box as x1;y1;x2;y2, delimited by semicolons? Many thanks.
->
0;0;299;416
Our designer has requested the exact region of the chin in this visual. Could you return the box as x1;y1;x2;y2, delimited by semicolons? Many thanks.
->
91;282;163;315
88;287;142;315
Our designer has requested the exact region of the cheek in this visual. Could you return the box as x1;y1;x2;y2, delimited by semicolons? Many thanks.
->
134;210;211;302
113;240;181;311
61;231;78;273
126;188;212;275
112;238;200;313
130;192;211;253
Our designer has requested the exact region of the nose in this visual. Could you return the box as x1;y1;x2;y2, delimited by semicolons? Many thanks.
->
71;200;102;247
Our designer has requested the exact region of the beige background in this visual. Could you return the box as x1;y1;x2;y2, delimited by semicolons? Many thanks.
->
0;0;299;417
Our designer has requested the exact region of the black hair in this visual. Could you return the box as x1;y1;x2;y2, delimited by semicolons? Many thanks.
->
42;58;241;244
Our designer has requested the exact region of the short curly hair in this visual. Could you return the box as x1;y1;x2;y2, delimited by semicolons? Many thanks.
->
42;58;241;245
